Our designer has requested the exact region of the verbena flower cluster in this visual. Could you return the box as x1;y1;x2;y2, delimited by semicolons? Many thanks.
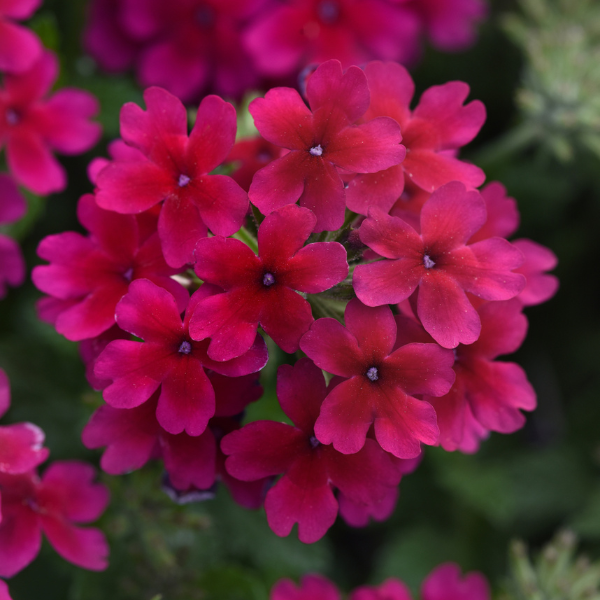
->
271;562;490;600
0;0;101;298
0;369;109;583
0;2;106;596
84;0;487;101
30;57;558;552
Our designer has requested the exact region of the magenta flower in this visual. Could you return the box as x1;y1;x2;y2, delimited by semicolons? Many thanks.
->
244;0;420;78
0;461;109;577
346;61;485;215
33;194;188;342
82;372;262;492
300;299;455;457
225;135;282;192
95;87;248;267
407;0;487;52
338;485;398;528
222;358;400;543
190;204;348;361
95;279;268;437
0;580;12;600
271;574;341;600
0;50;101;195
350;579;412;600
421;563;490;600
0;0;42;73
0;368;49;475
338;452;421;527
512;239;559;306
0;174;26;298
426;300;536;451
354;182;526;348
248;59;405;231
83;0;141;73
468;181;520;244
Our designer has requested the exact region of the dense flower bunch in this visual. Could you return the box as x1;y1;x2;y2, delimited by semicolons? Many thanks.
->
33;58;558;546
0;369;109;596
0;0;101;296
83;0;487;102
271;562;490;600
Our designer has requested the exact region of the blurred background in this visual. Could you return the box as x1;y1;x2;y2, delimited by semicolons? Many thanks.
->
1;0;600;598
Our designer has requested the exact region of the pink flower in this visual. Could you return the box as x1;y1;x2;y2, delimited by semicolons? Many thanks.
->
248;59;405;231
33;194;188;341
0;174;26;298
353;182;526;348
299;299;455;457
190;204;348;361
0;461;109;577
469;182;520;243
338;452;421;527
512;239;559;306
350;579;412;600
244;0;420;78
95;279;268;437
0;580;12;600
83;0;140;73
271;574;341;600
407;0;487;52
346;61;485;215
222;358;400;542
225;135;282;192
0;369;49;475
423;300;536;450
95;87;248;267
0;0;42;73
421;563;490;600
82;373;262;492
0;50;101;195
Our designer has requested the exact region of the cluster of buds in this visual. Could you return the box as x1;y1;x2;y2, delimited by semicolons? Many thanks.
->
32;58;558;547
84;0;487;102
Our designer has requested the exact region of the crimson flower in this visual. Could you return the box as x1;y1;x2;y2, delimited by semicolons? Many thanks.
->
350;579;411;600
299;299;455;457
190;204;348;361
0;580;11;600
82;372;262;492
406;0;487;52
222;359;400;543
468;181;519;243
419;300;536;451
271;574;341;600
0;369;49;475
0;0;42;73
95;279;268;436
338;452;421;527
244;0;420;78
354;182;526;348
512;239;559;306
96;87;248;267
248;59;405;231
0;461;109;577
350;564;489;600
225;135;282;192
345;61;485;215
0;174;26;298
33;194;188;341
0;50;101;195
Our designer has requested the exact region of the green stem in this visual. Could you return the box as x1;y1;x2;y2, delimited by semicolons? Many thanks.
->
233;226;259;254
